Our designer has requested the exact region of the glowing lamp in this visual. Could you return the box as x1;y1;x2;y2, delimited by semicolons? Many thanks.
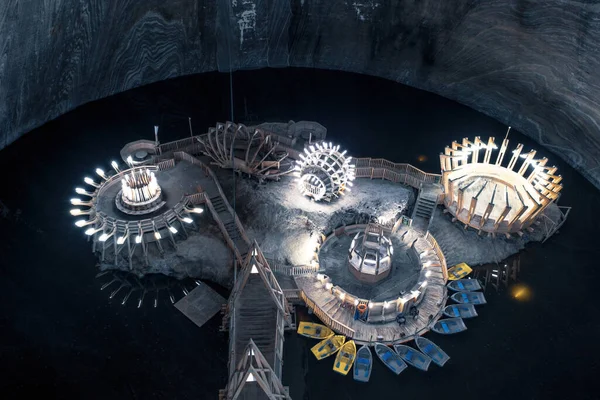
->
135;235;142;244
182;217;193;224
168;226;177;234
117;236;126;245
70;209;89;216
354;299;359;306
154;231;161;240
84;177;100;187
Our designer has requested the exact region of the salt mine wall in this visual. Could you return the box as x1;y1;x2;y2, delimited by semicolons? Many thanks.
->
1;0;599;189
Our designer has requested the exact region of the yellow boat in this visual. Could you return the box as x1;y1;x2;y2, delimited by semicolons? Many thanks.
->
333;340;356;375
448;263;472;280
297;322;334;339
311;335;346;360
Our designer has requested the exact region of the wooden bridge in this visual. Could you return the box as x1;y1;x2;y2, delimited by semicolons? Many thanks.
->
220;242;292;400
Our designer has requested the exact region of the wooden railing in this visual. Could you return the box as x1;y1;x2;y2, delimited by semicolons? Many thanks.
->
173;151;251;247
300;291;355;337
353;158;441;188
157;158;175;170
424;231;448;282
203;195;244;265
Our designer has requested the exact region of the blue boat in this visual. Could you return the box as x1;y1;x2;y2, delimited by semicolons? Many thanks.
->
393;344;432;371
353;345;373;383
432;318;467;335
448;279;482;292
415;336;450;367
451;291;487;305
444;303;478;318
374;343;407;375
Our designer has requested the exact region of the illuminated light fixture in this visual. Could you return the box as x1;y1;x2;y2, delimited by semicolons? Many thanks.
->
250;264;259;274
420;281;428;288
117;235;126;245
75;218;98;227
98;225;116;242
296;142;355;202
70;198;92;206
154;231;161;240
126;155;134;166
70;209;92;216
135;235;143;244
368;301;374;309
425;270;432;277
354;299;359;306
339;292;346;301
85;225;104;236
325;282;333;290
75;187;94;196
95;168;108;180
84;177;100;188
181;217;193;224
168;225;178;234
186;206;204;214
111;161;120;172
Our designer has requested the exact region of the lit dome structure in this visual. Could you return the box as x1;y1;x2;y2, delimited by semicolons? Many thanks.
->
116;167;164;215
348;224;393;284
439;131;563;234
295;142;355;202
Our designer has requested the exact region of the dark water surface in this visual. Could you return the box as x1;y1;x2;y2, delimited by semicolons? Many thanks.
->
1;68;598;399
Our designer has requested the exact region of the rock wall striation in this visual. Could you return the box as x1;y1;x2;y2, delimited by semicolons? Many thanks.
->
1;0;599;188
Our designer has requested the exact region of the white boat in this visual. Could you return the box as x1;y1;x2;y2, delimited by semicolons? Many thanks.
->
443;304;478;319
393;344;431;371
415;337;450;367
451;291;487;305
374;343;407;375
432;318;467;335
448;279;482;292
353;345;373;383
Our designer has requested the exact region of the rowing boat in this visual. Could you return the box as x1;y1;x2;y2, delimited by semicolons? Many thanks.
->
297;321;334;339
447;263;472;280
432;318;467;335
393;344;432;371
374;343;407;375
448;279;482;292
451;291;487;305
333;340;356;375
443;304;478;319
415;336;450;367
353;345;372;383
311;335;345;360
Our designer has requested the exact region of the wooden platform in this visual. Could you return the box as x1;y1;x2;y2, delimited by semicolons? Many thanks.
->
175;282;226;328
295;230;447;344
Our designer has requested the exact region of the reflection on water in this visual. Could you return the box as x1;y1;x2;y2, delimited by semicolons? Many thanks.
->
95;270;200;308
472;254;521;292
